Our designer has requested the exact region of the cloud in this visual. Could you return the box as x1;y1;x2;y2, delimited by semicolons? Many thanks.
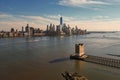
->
44;14;61;20
0;14;61;31
44;14;75;22
0;13;13;18
20;15;58;24
0;13;120;31
59;0;109;7
0;14;76;31
0;14;44;31
92;15;110;21
68;20;120;31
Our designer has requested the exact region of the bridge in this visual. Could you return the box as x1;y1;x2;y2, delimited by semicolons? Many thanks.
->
70;43;120;68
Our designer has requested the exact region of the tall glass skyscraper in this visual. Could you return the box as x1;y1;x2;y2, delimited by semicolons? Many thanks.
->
60;16;63;25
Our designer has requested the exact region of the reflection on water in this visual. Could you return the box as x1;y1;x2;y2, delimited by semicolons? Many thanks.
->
49;57;69;63
0;32;120;80
74;60;85;71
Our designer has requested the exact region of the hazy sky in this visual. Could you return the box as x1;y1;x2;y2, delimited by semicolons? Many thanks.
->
0;0;120;31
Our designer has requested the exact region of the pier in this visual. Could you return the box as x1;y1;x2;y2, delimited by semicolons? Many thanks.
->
70;43;120;68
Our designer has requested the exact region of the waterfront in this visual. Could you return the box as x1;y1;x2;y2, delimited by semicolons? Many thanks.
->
0;32;120;80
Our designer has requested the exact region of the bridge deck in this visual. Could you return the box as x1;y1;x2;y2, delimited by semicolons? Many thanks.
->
70;54;120;68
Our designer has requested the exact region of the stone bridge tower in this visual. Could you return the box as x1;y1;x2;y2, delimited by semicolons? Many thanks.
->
75;43;85;57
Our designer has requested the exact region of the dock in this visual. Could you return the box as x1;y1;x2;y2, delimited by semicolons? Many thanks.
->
70;43;120;68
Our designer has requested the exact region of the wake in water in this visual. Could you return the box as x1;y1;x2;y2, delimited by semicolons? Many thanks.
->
85;31;120;39
107;54;120;57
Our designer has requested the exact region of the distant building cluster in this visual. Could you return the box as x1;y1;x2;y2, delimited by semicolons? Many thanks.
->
0;17;87;38
0;24;45;38
46;16;86;36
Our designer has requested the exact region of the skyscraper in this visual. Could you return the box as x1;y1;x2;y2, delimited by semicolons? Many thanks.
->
22;26;24;32
60;16;63;25
25;24;29;33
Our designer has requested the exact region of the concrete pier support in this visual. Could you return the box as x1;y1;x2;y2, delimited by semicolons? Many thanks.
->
70;43;88;60
75;43;85;57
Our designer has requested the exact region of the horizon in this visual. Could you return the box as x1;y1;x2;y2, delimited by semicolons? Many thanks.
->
0;0;120;31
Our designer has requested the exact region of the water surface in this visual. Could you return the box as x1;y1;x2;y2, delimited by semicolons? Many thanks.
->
0;32;120;80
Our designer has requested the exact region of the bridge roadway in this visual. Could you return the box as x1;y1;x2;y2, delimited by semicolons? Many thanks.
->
70;54;120;68
84;55;120;68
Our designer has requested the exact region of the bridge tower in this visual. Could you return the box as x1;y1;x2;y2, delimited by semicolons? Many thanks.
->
75;43;85;57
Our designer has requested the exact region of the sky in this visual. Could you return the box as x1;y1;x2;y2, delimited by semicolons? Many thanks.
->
0;0;120;31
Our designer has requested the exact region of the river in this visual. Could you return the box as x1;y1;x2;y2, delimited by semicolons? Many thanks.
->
0;32;120;80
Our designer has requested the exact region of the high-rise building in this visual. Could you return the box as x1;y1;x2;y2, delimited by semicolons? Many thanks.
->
11;28;15;33
60;16;63;25
25;24;29;33
22;26;24;32
46;25;49;32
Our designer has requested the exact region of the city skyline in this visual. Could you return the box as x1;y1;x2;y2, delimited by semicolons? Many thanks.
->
0;0;120;31
0;17;87;38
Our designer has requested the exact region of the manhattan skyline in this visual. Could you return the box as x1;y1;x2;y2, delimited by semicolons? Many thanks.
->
0;0;120;31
